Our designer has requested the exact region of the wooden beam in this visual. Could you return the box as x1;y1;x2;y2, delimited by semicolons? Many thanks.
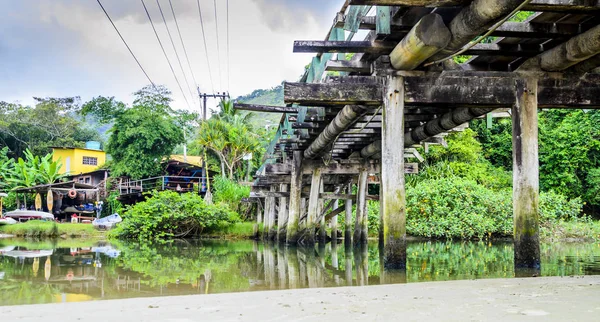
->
348;0;465;6
354;166;369;245
293;40;395;54
325;205;346;222
538;24;600;71
285;80;383;106
325;60;372;73
286;151;303;244
335;16;584;39
305;168;322;245
234;103;298;114
277;183;289;243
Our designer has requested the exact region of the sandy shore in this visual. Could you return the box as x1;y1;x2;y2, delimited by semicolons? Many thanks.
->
1;276;599;321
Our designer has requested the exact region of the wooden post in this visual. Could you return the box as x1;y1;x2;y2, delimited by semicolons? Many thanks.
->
330;190;340;242
382;75;407;269
344;182;353;247
318;180;327;244
306;168;322;245
512;76;541;269
254;201;263;239
286;151;303;244
277;184;289;243
264;185;276;240
353;166;368;246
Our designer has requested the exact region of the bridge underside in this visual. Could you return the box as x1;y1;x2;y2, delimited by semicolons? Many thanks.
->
241;0;600;270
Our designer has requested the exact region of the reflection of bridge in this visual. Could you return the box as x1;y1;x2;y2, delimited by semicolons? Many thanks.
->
241;1;600;270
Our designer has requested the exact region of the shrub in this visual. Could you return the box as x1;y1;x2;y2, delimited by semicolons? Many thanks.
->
212;176;251;219
111;190;240;241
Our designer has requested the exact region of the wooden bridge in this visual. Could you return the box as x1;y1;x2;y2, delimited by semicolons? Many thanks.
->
238;0;600;269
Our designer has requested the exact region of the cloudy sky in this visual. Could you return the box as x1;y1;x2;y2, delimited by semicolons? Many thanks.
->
0;0;342;110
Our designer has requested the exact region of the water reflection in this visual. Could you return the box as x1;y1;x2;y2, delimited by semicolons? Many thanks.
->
0;239;599;306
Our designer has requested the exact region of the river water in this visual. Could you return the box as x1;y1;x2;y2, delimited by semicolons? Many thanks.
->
0;239;599;306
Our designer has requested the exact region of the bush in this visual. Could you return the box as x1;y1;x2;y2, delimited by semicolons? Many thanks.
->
212;176;251;219
111;190;240;241
406;178;513;239
539;190;583;223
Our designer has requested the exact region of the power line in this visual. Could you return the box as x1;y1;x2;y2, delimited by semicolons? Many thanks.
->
155;0;196;108
213;0;223;91
196;0;215;94
168;0;199;93
96;0;156;89
226;0;230;92
140;0;191;109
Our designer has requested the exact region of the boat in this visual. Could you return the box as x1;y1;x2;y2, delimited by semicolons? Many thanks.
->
0;217;17;225
1;247;53;258
4;210;54;222
92;213;122;230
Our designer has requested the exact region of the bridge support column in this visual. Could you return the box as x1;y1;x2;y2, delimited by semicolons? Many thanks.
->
354;166;368;246
306;168;322;246
254;201;263;239
277;184;289;243
512;77;541;270
382;75;407;269
264;185;277;240
286;151;303;244
330;195;340;242
344;182;353;249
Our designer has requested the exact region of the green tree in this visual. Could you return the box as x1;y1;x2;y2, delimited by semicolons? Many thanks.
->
82;85;185;180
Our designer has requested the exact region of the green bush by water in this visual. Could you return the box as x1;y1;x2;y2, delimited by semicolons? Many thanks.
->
212;176;252;219
111;190;241;241
0;221;101;238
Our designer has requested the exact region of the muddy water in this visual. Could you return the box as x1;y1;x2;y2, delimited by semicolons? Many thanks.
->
0;239;598;306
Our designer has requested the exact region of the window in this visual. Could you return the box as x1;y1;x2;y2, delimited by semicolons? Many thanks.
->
82;156;98;166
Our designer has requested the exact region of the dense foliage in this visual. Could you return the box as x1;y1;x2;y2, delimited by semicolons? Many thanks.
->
82;86;185;179
111;191;240;241
473;110;600;215
212;176;252;219
0;97;101;158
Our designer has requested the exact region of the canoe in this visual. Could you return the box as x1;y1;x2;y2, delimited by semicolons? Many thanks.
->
4;210;54;221
0;217;17;225
2;249;53;258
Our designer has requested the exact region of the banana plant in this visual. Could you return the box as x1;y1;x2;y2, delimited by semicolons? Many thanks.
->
38;153;66;184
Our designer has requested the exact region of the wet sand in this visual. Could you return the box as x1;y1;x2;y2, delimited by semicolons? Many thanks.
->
1;276;599;321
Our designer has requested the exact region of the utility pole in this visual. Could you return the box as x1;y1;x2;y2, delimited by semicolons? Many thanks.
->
197;88;230;195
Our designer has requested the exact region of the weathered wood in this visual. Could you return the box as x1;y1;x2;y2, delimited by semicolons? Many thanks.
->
304;105;369;159
285;80;383;106
376;6;391;35
293;40;395;54
354;166;369;246
513;77;541;270
325;60;372;73
538;24;600;71
345;182;353;245
429;0;525;61
568;54;600;74
305;168;322;245
335;15;585;39
349;0;465;6
390;14;450;70
234;104;298;114
254;202;262;239
277;184;289;243
382;75;407;269
264;185;277;240
318;180;327;243
286;151;303;244
265;160;421;175
325;204;346;222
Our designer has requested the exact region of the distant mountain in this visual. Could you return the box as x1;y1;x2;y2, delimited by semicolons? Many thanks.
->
235;85;284;129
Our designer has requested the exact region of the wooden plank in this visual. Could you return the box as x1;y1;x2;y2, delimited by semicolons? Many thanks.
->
350;0;600;12
234;103;298;113
349;0;466;6
325;60;372;73
285;80;383;106
376;6;391;35
345;5;372;33
293;40;395;54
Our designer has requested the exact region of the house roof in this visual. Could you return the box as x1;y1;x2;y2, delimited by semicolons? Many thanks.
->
50;146;105;153
167;155;203;168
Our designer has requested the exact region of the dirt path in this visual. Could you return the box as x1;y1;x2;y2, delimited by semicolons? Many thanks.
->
1;276;599;321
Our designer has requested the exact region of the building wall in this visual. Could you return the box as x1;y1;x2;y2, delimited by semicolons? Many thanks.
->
52;148;106;175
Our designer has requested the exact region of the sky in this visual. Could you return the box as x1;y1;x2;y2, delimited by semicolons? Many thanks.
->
0;0;342;111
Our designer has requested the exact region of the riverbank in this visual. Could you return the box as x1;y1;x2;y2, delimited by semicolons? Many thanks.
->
0;221;106;239
1;276;598;321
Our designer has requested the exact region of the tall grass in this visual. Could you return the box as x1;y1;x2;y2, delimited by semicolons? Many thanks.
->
0;221;103;238
212;176;252;219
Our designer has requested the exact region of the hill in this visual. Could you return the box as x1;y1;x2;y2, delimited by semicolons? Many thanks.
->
235;85;284;129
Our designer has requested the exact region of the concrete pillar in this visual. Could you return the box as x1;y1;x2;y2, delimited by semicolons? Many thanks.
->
254;202;263;239
306;168;322;245
330;196;340;242
344;182;353;248
277;184;289;243
286;151;303;244
353;167;368;246
512;76;541;270
382;75;407;269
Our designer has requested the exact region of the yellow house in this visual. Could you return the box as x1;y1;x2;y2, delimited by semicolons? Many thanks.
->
52;145;106;175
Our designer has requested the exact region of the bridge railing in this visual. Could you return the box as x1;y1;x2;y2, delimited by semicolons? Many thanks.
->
118;176;205;196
